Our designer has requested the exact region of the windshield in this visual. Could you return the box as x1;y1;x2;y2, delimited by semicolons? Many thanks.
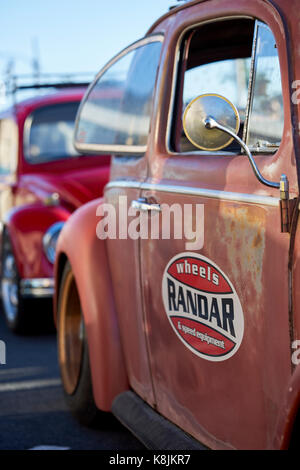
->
24;102;81;164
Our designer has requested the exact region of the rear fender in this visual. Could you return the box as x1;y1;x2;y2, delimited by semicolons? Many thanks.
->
54;198;129;412
4;203;70;279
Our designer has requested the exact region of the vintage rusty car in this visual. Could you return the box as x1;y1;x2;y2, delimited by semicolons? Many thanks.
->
54;0;300;450
0;84;110;332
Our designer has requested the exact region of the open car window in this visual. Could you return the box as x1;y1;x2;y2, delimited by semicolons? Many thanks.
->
171;17;283;155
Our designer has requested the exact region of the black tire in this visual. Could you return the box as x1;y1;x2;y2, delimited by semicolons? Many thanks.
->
57;260;109;427
1;230;29;333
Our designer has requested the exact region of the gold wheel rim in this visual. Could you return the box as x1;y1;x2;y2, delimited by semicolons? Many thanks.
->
58;269;84;395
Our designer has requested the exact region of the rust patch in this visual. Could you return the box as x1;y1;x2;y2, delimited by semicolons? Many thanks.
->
253;232;262;248
213;203;266;302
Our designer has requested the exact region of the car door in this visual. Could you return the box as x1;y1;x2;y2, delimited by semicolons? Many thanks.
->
140;10;297;449
74;35;164;406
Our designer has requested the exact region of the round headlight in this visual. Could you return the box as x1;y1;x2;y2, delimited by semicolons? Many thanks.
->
43;221;65;264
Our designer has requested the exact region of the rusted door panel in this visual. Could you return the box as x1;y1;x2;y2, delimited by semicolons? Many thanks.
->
140;0;296;449
141;189;291;449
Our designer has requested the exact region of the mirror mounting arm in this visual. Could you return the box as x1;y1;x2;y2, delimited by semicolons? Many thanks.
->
205;116;290;233
184;94;290;233
204;117;280;189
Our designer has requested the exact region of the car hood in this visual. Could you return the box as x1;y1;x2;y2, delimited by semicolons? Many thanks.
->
19;165;110;211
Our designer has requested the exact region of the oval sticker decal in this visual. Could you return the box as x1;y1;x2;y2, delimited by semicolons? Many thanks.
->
162;253;244;362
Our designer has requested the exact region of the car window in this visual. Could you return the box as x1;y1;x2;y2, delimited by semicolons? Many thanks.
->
171;18;283;156
171;18;254;153
74;36;163;154
0;118;18;174
245;22;283;152
24;102;80;164
183;58;251;111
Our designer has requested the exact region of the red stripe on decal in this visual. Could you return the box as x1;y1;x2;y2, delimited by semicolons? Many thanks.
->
167;257;232;294
170;316;236;357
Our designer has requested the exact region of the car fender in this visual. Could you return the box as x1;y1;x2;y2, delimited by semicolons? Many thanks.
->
4;203;70;279
54;197;129;412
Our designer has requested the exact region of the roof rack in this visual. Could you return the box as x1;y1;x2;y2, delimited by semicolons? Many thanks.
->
4;72;95;102
15;81;91;91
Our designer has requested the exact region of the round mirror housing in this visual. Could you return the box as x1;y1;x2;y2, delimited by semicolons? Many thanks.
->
183;93;240;151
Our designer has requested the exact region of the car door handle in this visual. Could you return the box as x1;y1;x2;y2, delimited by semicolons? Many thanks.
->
131;198;161;212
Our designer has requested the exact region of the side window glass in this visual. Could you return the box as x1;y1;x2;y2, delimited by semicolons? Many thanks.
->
183;58;250;112
246;22;283;152
24;102;80;164
75;38;162;154
0;119;18;175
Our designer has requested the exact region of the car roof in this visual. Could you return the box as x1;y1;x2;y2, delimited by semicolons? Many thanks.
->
0;86;88;119
146;0;205;34
146;0;288;34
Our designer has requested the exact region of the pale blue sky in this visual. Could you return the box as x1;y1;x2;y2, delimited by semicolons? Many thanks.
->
0;0;175;104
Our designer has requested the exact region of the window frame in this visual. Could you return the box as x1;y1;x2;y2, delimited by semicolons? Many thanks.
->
166;15;284;157
74;33;164;156
243;20;284;153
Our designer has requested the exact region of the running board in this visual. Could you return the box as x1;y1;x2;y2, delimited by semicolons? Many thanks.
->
111;391;207;450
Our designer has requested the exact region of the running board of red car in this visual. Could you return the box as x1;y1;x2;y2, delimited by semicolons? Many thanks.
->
111;391;207;451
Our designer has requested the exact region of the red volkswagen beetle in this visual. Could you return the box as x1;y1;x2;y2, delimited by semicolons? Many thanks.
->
0;84;110;332
54;0;300;450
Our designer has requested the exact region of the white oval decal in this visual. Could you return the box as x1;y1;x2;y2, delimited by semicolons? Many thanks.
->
162;252;244;362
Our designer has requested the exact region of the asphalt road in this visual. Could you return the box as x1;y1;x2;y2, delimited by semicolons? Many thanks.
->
0;307;144;451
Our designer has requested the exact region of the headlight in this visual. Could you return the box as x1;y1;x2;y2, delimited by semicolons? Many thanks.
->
43;221;65;264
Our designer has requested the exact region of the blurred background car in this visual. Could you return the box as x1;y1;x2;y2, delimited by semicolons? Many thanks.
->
0;77;111;333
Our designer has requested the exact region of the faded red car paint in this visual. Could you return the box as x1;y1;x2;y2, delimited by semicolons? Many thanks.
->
0;88;110;330
54;0;300;450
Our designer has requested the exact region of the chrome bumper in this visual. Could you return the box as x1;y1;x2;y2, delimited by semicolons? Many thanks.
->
20;278;54;298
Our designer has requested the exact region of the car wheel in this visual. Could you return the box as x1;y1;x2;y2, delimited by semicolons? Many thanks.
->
57;260;107;426
1;231;27;333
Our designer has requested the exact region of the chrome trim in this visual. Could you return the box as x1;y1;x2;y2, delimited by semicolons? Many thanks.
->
106;180;142;191
20;278;54;298
23;114;33;161
75;143;147;156
204;116;280;189
243;20;259;144
131;198;161;212
74;33;164;156
106;180;280;207
43;192;60;207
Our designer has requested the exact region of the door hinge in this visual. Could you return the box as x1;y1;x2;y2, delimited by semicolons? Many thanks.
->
280;175;290;232
279;175;297;233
